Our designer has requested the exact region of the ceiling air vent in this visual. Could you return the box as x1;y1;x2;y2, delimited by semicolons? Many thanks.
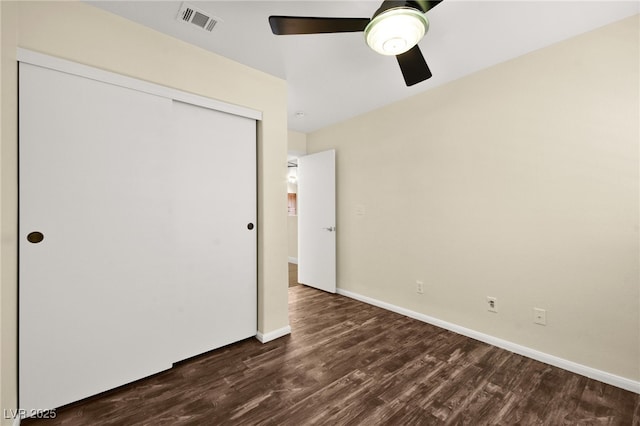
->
177;3;220;32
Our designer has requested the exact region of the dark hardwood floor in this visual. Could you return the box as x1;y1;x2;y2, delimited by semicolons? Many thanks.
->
24;277;638;425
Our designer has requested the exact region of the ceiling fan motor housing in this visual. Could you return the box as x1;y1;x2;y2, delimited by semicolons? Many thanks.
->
372;1;430;18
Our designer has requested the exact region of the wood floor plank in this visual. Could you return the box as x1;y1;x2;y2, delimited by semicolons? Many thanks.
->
23;282;639;425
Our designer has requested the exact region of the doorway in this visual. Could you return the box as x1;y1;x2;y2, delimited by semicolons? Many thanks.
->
287;154;300;287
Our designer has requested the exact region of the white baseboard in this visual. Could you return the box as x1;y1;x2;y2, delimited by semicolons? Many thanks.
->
256;325;291;343
336;288;640;394
288;257;298;264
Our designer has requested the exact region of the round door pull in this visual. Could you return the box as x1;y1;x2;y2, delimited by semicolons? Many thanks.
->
247;223;254;230
27;232;44;244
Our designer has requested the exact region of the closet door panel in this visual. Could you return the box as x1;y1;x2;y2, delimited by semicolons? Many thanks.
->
168;101;257;362
19;63;175;411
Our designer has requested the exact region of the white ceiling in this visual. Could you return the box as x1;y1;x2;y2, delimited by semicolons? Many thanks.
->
88;1;638;133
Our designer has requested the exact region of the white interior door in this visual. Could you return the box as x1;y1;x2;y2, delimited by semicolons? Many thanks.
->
19;62;257;412
297;150;336;293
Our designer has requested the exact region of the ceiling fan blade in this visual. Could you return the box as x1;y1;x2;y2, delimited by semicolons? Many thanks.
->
269;16;370;35
396;45;432;86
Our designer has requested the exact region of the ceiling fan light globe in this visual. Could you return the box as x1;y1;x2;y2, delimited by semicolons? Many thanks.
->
365;7;428;56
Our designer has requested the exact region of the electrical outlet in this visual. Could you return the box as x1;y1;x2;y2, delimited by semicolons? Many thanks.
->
534;308;547;325
487;296;497;313
416;281;424;294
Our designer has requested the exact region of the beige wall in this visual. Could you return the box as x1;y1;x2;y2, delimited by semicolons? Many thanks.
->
288;216;298;261
307;16;639;382
0;2;19;423
288;130;307;156
1;1;289;419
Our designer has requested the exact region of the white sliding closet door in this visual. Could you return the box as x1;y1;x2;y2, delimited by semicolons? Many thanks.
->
19;63;175;411
19;62;256;413
169;101;256;361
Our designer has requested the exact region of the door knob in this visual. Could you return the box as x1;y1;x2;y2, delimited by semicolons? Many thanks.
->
27;231;44;244
323;226;336;232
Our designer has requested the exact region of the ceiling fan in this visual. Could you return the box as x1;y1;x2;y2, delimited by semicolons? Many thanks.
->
269;1;443;87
